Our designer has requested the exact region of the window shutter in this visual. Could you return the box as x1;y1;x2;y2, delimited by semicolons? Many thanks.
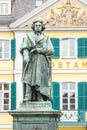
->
85;82;87;110
78;82;87;121
85;38;87;57
51;38;60;58
11;38;16;60
78;38;87;58
78;82;85;110
52;82;60;110
11;82;16;110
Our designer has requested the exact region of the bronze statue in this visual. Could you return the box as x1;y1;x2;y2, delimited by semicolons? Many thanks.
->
20;20;54;102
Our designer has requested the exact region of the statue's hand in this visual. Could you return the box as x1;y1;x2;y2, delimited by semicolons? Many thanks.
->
36;48;46;54
30;48;36;53
23;55;29;63
30;48;44;54
39;39;44;44
36;48;41;52
30;48;41;53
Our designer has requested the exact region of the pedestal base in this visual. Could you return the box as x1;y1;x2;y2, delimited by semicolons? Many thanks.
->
9;102;62;130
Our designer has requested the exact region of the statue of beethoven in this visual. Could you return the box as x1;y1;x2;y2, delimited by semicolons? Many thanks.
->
20;20;54;102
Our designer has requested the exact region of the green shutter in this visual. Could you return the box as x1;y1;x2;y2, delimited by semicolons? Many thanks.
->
78;82;87;121
85;82;87;110
85;38;87;57
11;82;16;110
78;82;85;110
78;38;87;58
11;38;16;60
51;38;60;58
78;82;87;110
52;82;60;110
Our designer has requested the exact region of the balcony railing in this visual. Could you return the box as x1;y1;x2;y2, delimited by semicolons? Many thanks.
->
58;110;87;126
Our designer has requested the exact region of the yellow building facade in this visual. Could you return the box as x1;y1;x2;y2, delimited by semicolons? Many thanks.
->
0;32;15;130
0;0;87;130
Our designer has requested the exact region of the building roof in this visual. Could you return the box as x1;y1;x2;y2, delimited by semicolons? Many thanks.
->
9;0;87;31
0;0;87;28
0;0;48;25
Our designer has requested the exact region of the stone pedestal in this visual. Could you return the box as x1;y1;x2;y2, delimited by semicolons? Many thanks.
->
9;102;62;130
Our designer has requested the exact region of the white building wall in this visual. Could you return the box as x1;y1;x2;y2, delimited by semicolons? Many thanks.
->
14;31;26;107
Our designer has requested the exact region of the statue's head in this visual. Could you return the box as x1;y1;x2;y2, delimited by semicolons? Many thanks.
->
31;20;45;32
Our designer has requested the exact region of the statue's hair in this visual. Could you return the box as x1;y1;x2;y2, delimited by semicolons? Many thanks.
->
31;20;45;31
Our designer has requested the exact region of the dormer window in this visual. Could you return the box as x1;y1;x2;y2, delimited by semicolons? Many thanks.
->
0;0;11;15
35;0;42;7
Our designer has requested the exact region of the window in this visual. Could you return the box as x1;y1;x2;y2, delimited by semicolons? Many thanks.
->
61;82;77;110
60;38;77;58
51;37;87;59
52;82;79;121
0;38;16;60
0;0;11;15
0;82;16;111
35;0;42;7
0;83;10;111
0;40;10;60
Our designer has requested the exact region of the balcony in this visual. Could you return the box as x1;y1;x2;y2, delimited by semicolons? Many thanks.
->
58;110;87;126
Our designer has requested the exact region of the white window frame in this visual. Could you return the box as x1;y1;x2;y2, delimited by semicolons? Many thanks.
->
60;81;78;110
35;0;42;7
0;0;11;15
60;37;77;59
0;82;10;112
60;81;78;121
0;39;11;60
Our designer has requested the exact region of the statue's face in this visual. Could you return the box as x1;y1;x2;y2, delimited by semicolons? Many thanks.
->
34;22;42;32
